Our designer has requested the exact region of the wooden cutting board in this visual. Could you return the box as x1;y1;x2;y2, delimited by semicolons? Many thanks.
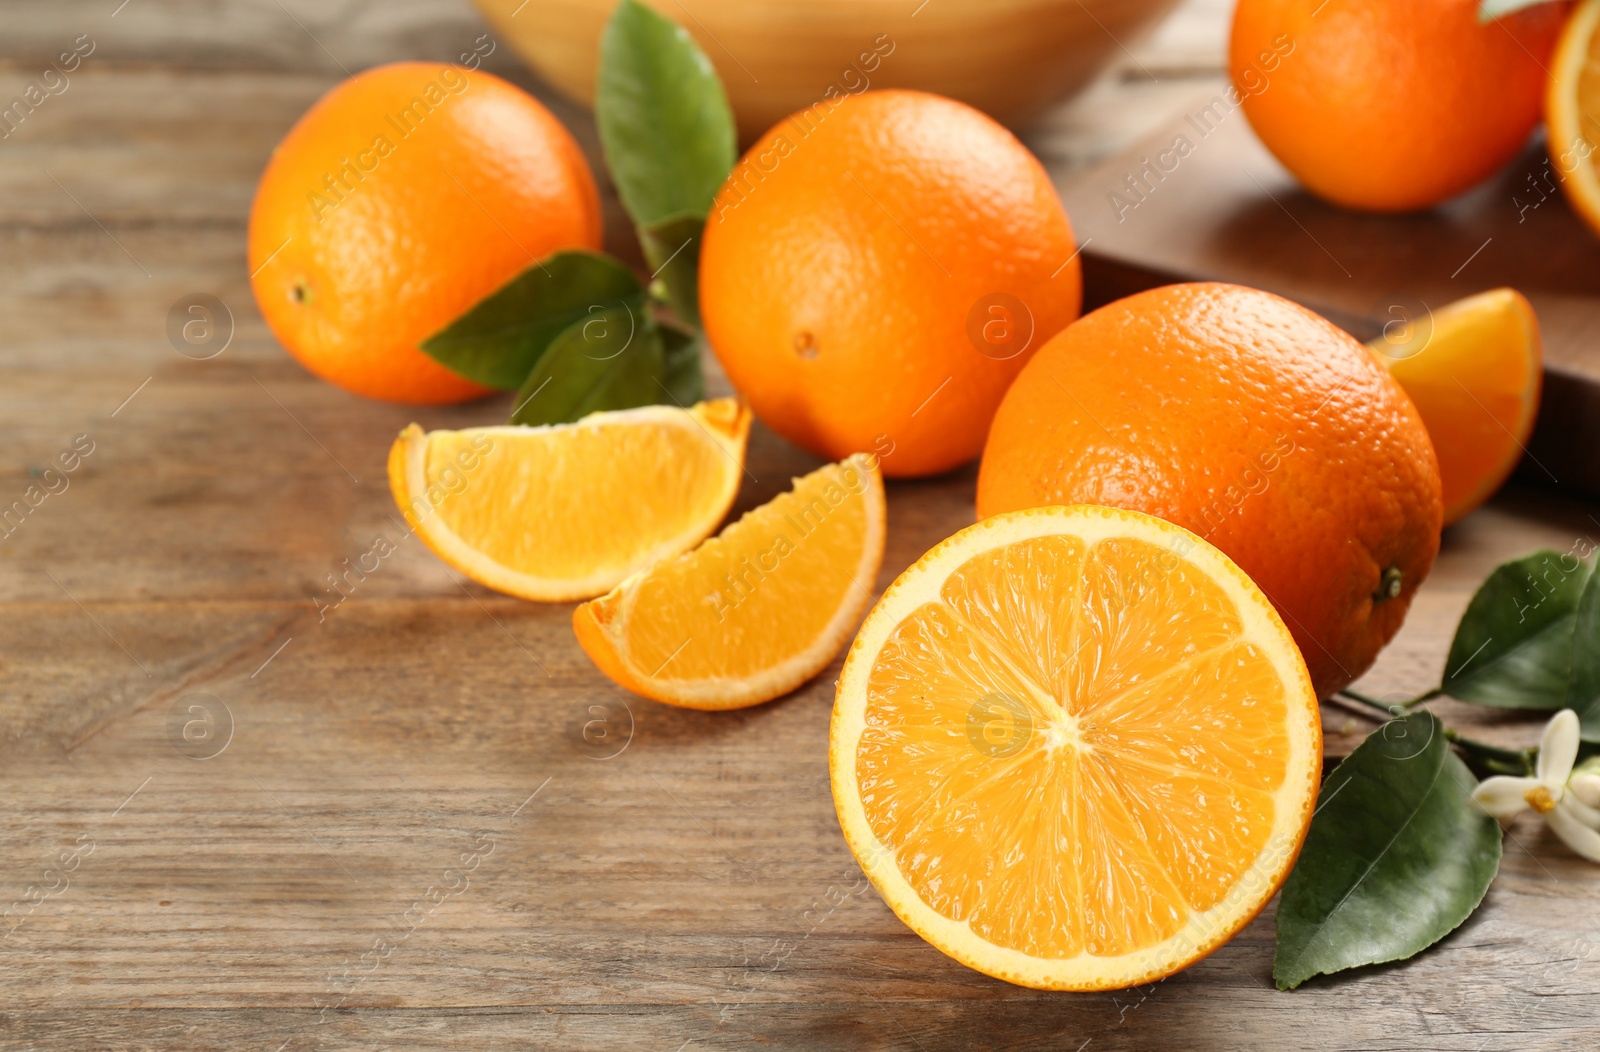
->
1058;94;1600;497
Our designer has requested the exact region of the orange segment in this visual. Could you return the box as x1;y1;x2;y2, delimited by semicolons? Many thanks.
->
1094;643;1292;794
1549;0;1600;240
574;454;885;709
1369;289;1541;525
387;399;750;602
831;505;1321;991
938;534;1086;703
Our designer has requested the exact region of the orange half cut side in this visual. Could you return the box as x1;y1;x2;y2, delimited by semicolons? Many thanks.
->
830;505;1322;990
1549;0;1600;239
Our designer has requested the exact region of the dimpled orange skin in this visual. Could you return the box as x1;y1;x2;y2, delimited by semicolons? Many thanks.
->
976;284;1443;699
248;62;602;404
699;89;1082;478
1231;0;1569;212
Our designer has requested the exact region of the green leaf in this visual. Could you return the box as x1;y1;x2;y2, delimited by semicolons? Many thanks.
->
1567;569;1600;741
421;251;644;390
509;306;663;426
659;324;704;405
1274;712;1501;990
596;0;736;229
1479;0;1562;22
641;214;706;328
1442;550;1595;709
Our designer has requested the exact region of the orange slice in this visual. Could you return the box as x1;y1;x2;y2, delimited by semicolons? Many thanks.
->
388;399;750;602
1549;0;1600;239
574;454;886;709
1368;289;1541;526
830;505;1321;991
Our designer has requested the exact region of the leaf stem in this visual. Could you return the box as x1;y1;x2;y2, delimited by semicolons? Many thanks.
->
1334;689;1536;777
1404;687;1444;708
1439;726;1537;777
1336;688;1414;716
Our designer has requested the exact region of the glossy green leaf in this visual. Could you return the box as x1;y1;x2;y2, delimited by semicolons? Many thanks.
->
596;0;736;229
642;214;706;327
1442;550;1595;709
1479;0;1562;22
1274;712;1501;990
509;306;662;426
1567;568;1600;741
659;324;704;406
421;251;644;390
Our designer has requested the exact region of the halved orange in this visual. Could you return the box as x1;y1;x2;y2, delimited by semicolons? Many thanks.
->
830;505;1321;991
1549;0;1600;239
388;399;751;602
1368;289;1541;526
574;454;885;709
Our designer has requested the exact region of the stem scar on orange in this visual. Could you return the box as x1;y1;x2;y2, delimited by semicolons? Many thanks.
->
699;89;1082;478
977;283;1442;699
248;62;602;404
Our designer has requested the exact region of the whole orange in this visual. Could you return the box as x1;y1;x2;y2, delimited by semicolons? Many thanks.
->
976;283;1442;698
248;62;602;404
1230;0;1568;212
698;89;1081;478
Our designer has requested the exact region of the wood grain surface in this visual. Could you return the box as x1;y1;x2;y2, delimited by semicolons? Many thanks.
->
2;2;1599;1050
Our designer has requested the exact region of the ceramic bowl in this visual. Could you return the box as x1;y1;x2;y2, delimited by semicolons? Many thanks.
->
470;0;1183;140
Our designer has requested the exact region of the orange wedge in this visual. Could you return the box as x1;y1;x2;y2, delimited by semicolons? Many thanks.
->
388;399;750;602
830;505;1321;991
1549;0;1600;239
1368;289;1541;526
574;454;886;709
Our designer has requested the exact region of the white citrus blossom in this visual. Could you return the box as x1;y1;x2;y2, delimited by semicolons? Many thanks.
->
1472;709;1600;863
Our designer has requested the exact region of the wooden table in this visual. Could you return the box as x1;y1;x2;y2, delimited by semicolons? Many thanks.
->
3;2;1598;1049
